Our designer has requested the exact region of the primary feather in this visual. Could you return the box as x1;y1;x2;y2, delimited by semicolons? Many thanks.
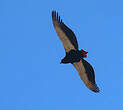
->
52;11;78;52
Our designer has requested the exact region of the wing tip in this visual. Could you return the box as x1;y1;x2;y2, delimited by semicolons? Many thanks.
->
92;84;100;93
52;10;62;24
52;10;56;21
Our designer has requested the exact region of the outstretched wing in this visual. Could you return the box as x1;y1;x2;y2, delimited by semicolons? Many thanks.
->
52;11;78;52
73;59;99;93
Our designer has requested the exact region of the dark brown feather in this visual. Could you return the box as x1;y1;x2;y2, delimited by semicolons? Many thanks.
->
81;59;95;84
52;11;78;50
73;60;99;92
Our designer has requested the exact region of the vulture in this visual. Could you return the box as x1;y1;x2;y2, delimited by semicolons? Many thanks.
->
52;11;99;93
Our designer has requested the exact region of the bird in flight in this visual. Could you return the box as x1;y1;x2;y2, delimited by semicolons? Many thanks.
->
52;11;99;93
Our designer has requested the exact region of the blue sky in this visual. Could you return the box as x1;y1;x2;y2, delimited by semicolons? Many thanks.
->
0;0;123;109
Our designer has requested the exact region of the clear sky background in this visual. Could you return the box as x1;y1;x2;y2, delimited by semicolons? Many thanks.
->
0;0;123;110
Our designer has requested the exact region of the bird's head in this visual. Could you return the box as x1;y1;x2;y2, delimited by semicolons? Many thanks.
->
60;58;68;64
60;60;63;64
81;49;88;58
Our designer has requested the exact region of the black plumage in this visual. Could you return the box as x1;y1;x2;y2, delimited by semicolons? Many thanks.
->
52;11;99;93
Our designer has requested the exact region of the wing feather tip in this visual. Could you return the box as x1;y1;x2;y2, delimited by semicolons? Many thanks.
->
52;10;62;24
92;84;100;93
52;10;56;20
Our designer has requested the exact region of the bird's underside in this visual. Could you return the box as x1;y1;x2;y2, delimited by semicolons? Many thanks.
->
52;11;99;93
61;49;85;64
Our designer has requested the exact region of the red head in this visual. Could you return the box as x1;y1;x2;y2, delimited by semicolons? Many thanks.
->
81;49;88;58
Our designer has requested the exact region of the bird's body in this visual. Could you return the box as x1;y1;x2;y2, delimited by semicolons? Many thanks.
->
52;11;99;93
61;50;84;64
